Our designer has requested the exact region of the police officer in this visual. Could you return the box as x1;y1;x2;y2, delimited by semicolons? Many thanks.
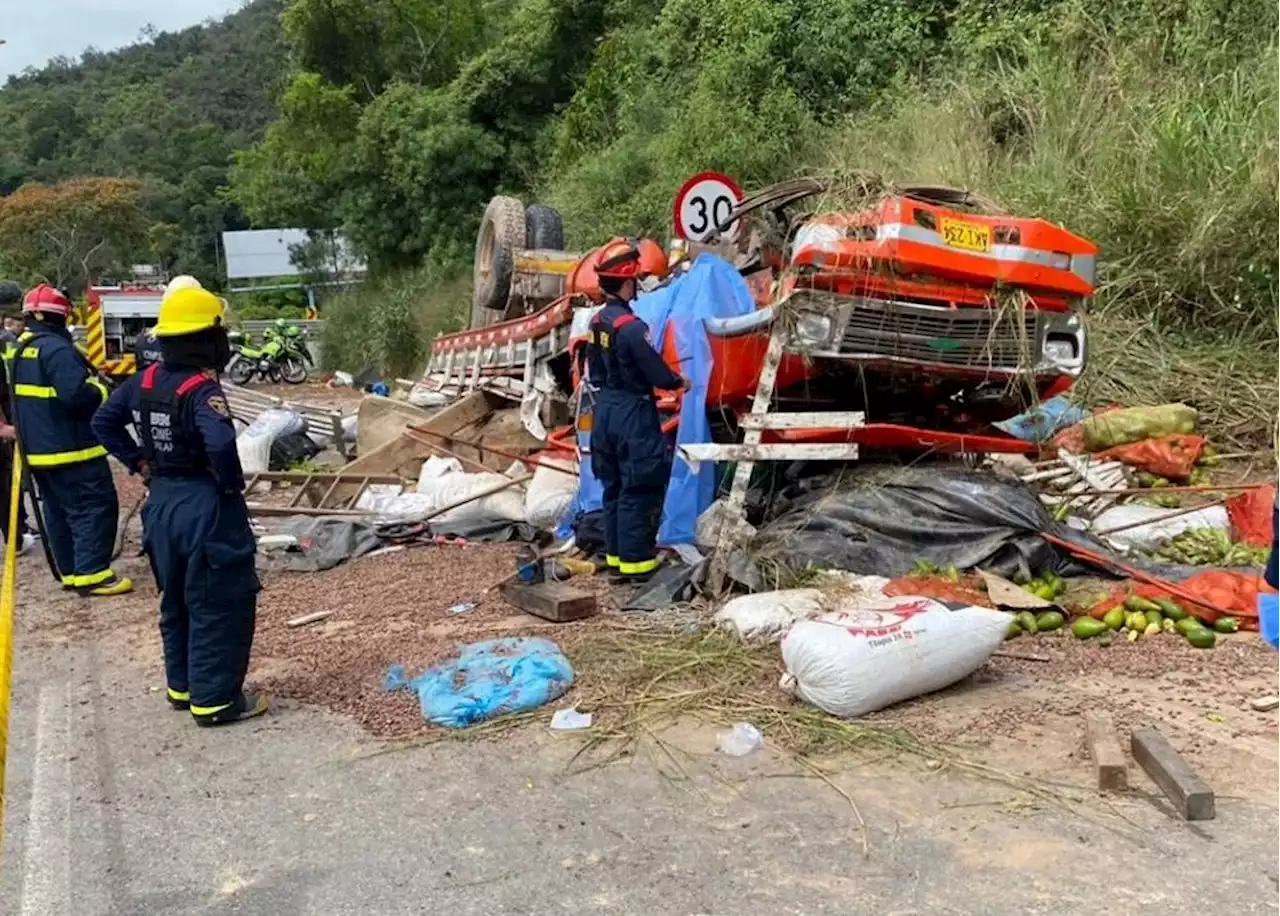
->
135;276;202;371
93;287;267;725
8;284;129;595
0;280;35;555
585;239;687;582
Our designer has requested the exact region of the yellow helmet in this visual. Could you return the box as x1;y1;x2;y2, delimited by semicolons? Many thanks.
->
163;274;202;299
153;287;226;337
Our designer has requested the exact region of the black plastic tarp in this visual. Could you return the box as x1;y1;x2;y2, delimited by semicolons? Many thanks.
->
749;466;1199;582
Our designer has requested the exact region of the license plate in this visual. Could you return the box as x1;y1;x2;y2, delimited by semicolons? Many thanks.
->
939;218;992;253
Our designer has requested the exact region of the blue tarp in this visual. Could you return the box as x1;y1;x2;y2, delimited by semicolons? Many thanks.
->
385;637;574;728
560;255;757;545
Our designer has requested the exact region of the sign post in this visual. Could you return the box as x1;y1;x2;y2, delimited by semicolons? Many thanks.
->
672;171;744;244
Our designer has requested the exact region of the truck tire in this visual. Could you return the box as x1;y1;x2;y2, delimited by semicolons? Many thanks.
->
471;243;513;329
472;195;525;325
524;203;565;250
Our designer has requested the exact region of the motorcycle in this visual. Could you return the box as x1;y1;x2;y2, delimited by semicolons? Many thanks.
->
225;326;310;385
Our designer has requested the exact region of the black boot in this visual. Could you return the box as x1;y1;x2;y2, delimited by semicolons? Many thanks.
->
192;692;270;727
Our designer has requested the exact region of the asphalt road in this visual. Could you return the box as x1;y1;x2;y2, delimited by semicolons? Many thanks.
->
3;629;1278;916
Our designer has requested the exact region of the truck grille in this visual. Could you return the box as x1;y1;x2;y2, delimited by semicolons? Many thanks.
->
838;299;1040;371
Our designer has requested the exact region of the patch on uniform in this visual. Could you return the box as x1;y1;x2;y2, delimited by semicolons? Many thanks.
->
206;395;231;418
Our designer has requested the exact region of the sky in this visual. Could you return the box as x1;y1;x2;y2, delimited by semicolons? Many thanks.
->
0;0;243;79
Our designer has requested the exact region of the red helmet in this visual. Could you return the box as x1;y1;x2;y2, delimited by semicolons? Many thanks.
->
23;283;71;317
595;238;643;279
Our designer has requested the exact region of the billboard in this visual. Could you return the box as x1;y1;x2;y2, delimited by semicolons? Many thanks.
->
221;229;366;280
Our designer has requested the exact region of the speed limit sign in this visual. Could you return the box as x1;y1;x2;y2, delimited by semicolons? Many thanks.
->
673;171;744;243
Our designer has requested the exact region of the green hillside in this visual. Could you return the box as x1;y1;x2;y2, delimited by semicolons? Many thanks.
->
0;0;286;286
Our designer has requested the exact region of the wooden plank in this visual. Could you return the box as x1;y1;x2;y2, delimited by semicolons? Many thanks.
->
1084;712;1128;792
707;319;786;592
500;580;597;622
1131;727;1214;820
286;610;334;628
738;411;866;430
679;442;861;465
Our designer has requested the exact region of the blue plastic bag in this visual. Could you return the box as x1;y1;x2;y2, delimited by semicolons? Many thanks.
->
385;637;574;728
993;395;1086;443
1258;594;1278;650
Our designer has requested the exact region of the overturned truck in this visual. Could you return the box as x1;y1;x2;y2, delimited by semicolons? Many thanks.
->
417;177;1096;457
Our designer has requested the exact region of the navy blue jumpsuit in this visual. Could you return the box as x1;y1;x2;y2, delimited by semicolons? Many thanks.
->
7;323;118;587
92;363;260;716
0;328;31;544
585;298;683;575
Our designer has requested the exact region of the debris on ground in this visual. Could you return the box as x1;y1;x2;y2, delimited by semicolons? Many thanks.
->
385;636;574;728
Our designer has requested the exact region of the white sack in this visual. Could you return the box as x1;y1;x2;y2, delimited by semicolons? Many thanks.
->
408;383;453;409
524;457;579;529
415;455;526;523
714;575;890;643
780;595;1009;718
1092;504;1230;553
236;408;307;475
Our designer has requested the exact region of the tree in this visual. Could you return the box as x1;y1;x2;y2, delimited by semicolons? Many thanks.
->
0;178;145;290
228;72;361;228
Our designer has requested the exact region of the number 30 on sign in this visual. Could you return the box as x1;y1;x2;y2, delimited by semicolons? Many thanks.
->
673;171;744;243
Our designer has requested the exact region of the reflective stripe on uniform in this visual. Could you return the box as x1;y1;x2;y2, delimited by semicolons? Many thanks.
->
190;702;233;716
60;574;75;586
26;444;108;467
13;383;57;398
167;688;190;702
605;554;620;568
86;376;109;402
68;568;116;587
619;558;659;575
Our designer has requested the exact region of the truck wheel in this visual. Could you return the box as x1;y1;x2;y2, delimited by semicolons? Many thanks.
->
524;203;564;250
472;195;525;326
471;243;513;329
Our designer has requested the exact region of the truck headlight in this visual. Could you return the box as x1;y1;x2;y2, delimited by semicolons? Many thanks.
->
1044;335;1079;365
794;312;833;346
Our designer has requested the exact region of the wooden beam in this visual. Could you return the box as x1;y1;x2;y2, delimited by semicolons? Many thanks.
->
738;411;866;430
500;580;597;622
1084;712;1128;792
1131;727;1214;820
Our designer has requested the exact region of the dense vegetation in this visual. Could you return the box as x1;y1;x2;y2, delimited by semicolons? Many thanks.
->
0;0;1275;440
0;0;285;288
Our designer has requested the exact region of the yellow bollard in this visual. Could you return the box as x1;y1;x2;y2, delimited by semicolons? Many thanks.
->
0;444;23;849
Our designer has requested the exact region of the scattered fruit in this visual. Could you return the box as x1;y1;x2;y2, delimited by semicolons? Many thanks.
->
1035;611;1065;632
1185;627;1216;649
1212;616;1239;633
1145;610;1163;628
1071;617;1107;639
1126;611;1149;632
1005;620;1023;640
1175;617;1206;636
1102;607;1126;631
1016;611;1039;634
1152;597;1187;621
1124;596;1163;614
1127;628;1140;642
1161;618;1177;633
1097;632;1114;647
1143;621;1161;637
1156;528;1268;567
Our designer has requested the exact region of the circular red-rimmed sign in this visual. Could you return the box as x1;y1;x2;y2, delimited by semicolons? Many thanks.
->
672;171;744;243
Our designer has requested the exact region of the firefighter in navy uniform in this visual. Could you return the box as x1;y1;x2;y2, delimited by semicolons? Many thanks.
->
93;287;268;726
585;239;687;582
8;284;129;595
135;276;202;371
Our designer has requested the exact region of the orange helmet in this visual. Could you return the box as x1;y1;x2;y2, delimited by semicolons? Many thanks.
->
595;238;643;279
595;237;669;281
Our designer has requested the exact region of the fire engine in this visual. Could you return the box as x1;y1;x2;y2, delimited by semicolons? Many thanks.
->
80;266;167;376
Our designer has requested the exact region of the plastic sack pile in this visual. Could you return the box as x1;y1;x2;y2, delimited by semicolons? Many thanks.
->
779;596;1009;718
385;637;574;728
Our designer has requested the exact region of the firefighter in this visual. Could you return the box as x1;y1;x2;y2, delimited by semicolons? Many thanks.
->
9;284;129;595
92;286;267;725
585;239;687;582
135;275;202;371
0;280;35;555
